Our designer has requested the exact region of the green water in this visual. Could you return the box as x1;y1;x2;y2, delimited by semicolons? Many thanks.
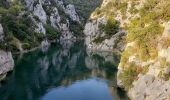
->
0;41;128;100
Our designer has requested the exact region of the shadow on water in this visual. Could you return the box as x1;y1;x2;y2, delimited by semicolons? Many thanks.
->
0;40;129;100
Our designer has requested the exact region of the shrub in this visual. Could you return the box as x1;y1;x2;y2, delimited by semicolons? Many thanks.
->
0;3;44;51
116;2;128;15
161;37;170;48
120;50;131;68
100;16;119;36
139;0;170;21
69;20;84;36
126;20;163;61
141;65;149;75
93;36;106;44
118;62;138;90
45;24;59;40
8;4;23;15
0;7;8;14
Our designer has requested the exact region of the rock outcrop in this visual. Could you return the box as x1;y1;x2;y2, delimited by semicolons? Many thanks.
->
0;24;4;42
83;0;128;53
128;75;170;100
33;2;47;24
123;21;170;100
0;25;14;79
24;0;81;40
83;0;146;53
0;51;14;77
116;0;170;99
65;4;80;23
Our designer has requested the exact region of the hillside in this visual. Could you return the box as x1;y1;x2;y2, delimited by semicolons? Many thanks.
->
0;0;102;52
0;0;102;80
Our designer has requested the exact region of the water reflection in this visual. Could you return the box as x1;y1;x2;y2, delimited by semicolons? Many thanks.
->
0;40;128;100
42;78;113;100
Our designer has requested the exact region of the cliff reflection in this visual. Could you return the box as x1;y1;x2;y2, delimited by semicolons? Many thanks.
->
0;41;128;100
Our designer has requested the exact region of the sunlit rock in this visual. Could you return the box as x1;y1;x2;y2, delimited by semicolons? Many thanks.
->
0;24;4;42
33;3;47;24
25;0;34;10
0;51;14;76
35;22;46;35
128;75;170;100
163;21;170;37
65;4;80;23
50;8;61;28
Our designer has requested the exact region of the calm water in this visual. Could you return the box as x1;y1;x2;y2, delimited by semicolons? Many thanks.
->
0;41;128;100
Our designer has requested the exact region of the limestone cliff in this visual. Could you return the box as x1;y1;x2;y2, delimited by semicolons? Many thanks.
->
84;0;170;99
0;0;102;80
118;21;170;100
0;23;14;80
0;0;102;52
115;0;170;100
83;0;130;53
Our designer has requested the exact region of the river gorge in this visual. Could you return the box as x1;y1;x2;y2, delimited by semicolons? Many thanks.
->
0;41;129;100
1;0;170;100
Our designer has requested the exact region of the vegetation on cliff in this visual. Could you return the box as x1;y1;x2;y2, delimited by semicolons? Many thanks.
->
0;1;45;51
118;0;170;90
93;16;120;43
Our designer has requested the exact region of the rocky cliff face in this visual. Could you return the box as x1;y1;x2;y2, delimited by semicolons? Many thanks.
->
0;23;14;80
83;0;129;53
82;0;170;99
0;50;14;80
116;0;170;100
23;0;81;41
0;0;102;80
0;24;4;42
118;21;170;100
84;20;126;52
0;0;102;52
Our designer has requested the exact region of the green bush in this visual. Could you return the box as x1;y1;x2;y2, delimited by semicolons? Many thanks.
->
126;21;163;61
45;24;59;40
69;21;84;36
0;3;44;51
139;0;170;21
8;5;23;15
118;63;138;90
0;7;8;14
93;36;106;44
100;16;119;36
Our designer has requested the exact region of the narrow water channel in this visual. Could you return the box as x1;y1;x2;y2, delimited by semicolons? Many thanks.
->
0;41;129;100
